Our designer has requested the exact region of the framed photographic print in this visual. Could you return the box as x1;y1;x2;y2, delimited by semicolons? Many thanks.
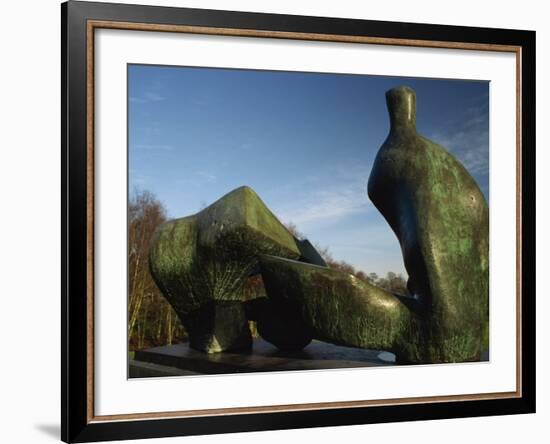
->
61;1;536;442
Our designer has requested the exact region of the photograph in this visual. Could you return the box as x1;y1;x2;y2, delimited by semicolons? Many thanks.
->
127;65;490;378
57;1;537;442
0;0;544;439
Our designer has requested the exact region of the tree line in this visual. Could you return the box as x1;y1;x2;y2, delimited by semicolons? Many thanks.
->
284;222;408;295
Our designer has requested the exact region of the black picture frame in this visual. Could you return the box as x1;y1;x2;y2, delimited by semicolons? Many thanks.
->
61;1;536;442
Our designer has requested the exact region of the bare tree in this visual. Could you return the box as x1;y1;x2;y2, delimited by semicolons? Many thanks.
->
284;221;305;240
128;189;186;351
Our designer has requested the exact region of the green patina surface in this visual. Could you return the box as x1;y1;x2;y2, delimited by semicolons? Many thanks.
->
183;301;252;354
367;86;489;363
147;89;489;362
259;256;412;353
149;186;301;312
149;186;302;352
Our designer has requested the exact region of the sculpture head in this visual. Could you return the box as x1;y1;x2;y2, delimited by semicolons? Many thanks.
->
386;86;417;133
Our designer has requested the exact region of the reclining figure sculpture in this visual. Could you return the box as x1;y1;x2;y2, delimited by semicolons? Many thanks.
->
148;186;322;353
148;86;489;363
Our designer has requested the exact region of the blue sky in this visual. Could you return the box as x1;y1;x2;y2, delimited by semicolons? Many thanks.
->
128;64;489;277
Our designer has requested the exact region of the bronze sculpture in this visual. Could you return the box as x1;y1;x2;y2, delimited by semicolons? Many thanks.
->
148;86;489;363
148;186;320;353
368;86;489;362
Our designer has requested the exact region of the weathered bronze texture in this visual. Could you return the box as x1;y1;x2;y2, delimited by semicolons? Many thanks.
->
256;86;489;363
368;86;489;362
149;186;303;353
148;88;489;363
259;255;414;352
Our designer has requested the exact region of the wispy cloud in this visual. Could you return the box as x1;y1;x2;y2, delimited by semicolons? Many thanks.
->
270;161;407;276
429;102;489;176
275;161;371;229
130;91;165;104
278;186;367;227
196;170;217;183
174;170;217;187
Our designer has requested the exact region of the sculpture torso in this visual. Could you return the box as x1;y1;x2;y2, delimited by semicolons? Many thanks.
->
368;86;489;362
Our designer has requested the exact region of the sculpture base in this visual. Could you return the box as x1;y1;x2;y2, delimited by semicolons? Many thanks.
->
130;338;395;378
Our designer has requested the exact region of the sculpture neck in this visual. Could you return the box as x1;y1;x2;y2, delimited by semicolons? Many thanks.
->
386;86;417;136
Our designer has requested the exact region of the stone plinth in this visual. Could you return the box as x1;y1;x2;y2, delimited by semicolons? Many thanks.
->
131;339;395;378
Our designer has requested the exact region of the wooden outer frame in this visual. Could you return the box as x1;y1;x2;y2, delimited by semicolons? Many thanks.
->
62;1;536;442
